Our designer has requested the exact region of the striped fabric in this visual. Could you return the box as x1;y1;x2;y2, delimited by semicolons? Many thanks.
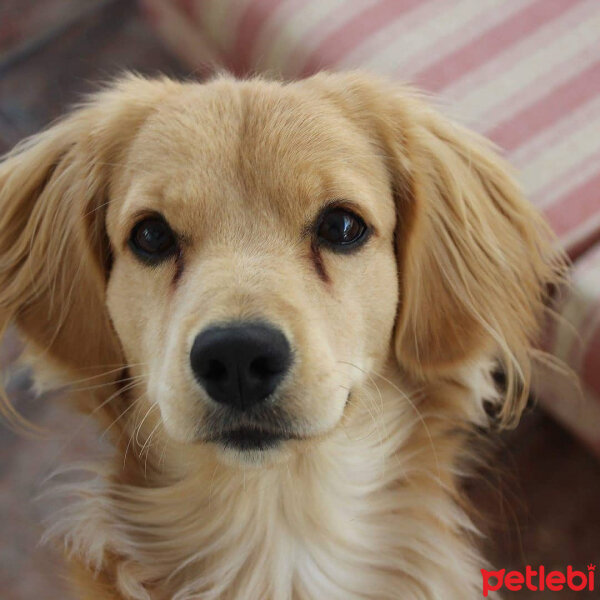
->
141;0;600;451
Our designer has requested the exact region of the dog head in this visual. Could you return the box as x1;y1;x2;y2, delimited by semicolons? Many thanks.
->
0;73;561;463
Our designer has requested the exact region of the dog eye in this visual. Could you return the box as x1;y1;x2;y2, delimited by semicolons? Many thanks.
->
316;208;367;250
129;217;178;263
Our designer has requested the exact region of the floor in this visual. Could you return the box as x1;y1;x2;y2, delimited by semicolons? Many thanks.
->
0;1;599;598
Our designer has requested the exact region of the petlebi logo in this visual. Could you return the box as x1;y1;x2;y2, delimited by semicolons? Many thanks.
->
481;564;596;596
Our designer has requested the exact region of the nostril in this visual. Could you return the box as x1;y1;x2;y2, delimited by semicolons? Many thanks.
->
203;359;228;383
249;355;285;380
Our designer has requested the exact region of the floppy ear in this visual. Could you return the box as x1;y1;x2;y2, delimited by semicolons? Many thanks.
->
0;75;175;411
311;72;564;425
390;104;563;423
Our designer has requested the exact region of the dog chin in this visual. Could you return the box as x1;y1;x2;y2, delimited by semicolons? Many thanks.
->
212;434;294;468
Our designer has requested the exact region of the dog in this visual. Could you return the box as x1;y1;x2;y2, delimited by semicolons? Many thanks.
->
0;72;563;599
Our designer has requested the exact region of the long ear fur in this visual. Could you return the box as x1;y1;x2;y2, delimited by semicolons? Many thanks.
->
0;75;175;421
310;72;566;426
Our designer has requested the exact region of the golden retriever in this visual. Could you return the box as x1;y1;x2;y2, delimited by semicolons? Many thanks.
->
0;72;563;599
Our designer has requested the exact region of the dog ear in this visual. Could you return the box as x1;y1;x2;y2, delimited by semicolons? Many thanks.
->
389;104;563;425
310;72;564;425
0;75;175;409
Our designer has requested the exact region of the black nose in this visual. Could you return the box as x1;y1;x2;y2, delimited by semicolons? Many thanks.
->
190;323;292;411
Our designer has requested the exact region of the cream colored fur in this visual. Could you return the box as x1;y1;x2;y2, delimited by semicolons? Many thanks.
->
45;361;495;600
0;72;563;599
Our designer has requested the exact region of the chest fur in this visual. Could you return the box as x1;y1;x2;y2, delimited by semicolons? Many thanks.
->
50;379;490;600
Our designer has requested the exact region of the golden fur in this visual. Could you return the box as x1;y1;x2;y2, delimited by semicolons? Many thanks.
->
0;72;563;599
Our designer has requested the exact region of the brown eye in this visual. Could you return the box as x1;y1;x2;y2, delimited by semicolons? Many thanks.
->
316;207;368;250
129;217;178;263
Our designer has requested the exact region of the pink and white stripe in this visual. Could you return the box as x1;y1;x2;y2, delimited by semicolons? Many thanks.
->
140;0;600;453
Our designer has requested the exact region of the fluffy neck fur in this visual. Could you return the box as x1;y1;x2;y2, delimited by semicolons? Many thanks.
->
47;361;497;600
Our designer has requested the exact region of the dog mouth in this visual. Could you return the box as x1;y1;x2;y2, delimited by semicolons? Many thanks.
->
212;427;288;451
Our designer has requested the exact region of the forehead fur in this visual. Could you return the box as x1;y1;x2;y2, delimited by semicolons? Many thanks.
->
111;77;392;237
130;77;382;175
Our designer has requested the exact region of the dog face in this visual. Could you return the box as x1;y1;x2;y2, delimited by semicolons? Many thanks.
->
104;79;398;452
0;73;560;463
